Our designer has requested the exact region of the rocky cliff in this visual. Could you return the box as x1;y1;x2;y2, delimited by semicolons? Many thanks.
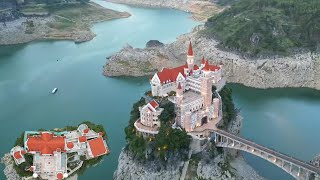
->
114;113;265;180
104;26;320;90
106;0;223;22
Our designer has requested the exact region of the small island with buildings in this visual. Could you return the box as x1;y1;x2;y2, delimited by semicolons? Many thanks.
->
2;122;110;180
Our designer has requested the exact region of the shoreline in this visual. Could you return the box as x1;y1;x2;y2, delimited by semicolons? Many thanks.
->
0;2;131;46
106;0;224;22
104;25;320;90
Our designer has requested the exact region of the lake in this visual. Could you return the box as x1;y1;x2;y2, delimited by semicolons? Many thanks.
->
0;1;319;180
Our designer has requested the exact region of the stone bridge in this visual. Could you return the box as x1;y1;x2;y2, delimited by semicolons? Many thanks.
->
213;129;320;180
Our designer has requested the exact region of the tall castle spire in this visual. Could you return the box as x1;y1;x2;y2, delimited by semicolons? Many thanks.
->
188;42;193;56
187;41;194;71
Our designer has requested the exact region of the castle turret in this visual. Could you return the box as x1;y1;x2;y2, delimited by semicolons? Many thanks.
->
200;56;205;69
176;82;183;106
187;42;194;71
200;68;213;109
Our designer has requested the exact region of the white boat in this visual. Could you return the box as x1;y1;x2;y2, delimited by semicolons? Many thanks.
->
51;88;58;94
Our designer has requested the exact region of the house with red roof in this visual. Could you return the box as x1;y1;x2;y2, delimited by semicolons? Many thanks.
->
10;146;26;165
134;99;164;137
150;42;224;97
10;123;110;180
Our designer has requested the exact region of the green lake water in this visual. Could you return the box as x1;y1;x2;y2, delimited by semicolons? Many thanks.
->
0;1;319;179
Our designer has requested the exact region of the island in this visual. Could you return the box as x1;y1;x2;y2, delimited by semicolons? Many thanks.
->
1;121;110;180
0;0;131;45
113;42;320;179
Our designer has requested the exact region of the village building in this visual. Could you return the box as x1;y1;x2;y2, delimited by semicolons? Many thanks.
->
10;124;110;180
134;100;164;137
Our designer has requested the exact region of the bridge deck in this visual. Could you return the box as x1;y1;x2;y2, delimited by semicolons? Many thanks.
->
214;129;320;174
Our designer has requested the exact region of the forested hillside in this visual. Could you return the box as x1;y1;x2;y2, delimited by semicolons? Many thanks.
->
205;0;320;55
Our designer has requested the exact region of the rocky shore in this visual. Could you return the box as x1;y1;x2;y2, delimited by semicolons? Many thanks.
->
1;154;20;180
114;113;265;180
106;0;223;22
0;2;130;45
104;26;320;90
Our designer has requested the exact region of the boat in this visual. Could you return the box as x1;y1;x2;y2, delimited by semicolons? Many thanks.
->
51;88;58;94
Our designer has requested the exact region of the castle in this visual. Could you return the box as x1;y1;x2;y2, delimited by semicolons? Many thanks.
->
135;42;225;139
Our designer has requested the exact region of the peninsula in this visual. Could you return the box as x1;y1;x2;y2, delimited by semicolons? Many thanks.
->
1;122;110;180
0;0;130;45
104;0;320;90
114;42;320;179
106;0;224;22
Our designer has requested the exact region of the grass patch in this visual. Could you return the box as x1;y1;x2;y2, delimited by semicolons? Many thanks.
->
47;17;74;30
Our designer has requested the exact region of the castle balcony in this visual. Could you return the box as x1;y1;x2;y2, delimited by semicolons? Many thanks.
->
134;119;159;136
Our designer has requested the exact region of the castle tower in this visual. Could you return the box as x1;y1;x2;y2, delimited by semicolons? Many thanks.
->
213;98;220;119
176;82;183;106
187;42;194;71
201;61;213;109
184;111;192;132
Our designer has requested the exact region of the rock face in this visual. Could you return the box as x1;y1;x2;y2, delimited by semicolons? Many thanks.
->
106;0;223;21
146;40;164;48
114;150;184;180
114;113;265;180
311;154;320;167
104;25;320;90
1;154;21;180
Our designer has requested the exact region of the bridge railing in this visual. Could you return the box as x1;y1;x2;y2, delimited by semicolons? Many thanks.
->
214;130;319;171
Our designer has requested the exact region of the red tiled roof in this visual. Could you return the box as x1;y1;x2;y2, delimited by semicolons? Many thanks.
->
177;82;182;90
21;150;26;155
26;132;66;155
67;142;74;149
149;100;159;109
188;42;193;56
83;128;90;134
57;173;63;180
88;137;108;158
157;64;187;84
79;136;87;143
203;60;220;71
194;64;199;70
13;151;22;159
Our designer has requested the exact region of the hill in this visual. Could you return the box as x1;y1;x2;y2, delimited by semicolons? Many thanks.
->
204;0;320;55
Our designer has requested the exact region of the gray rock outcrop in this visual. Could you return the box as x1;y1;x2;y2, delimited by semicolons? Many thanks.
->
104;25;320;90
114;150;184;180
1;154;21;180
114;113;265;180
